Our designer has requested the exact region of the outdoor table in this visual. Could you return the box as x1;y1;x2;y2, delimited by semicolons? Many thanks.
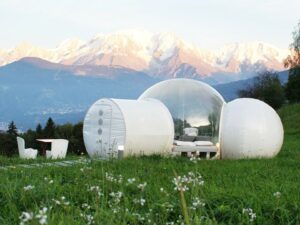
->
36;139;56;156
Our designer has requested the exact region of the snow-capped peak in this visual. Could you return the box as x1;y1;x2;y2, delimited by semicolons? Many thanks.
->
56;38;85;51
0;30;290;78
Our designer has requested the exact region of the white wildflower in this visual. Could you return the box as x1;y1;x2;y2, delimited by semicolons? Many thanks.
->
273;191;281;198
133;198;146;206
19;211;33;225
80;213;94;225
35;207;48;225
137;182;147;191
23;185;35;191
190;197;205;210
52;196;69;206
105;172;123;183
81;203;91;210
127;178;136;184
173;172;204;192
243;208;256;222
88;186;103;197
109;191;123;206
190;155;201;163
166;222;174;225
173;176;189;192
52;199;61;205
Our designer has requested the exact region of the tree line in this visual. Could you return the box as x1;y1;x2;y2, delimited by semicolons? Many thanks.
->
0;118;86;157
239;21;300;109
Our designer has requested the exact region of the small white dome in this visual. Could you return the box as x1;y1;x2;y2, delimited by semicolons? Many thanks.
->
83;98;174;158
220;98;284;159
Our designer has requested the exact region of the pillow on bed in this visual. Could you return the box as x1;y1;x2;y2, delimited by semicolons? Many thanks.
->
173;140;196;147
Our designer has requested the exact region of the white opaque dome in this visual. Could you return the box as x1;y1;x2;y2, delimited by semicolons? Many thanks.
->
220;98;284;159
83;98;174;158
139;79;225;143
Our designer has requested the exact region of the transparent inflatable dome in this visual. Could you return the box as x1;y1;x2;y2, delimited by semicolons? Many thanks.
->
139;79;225;144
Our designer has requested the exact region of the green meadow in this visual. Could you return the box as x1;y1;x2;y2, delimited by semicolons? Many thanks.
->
0;104;299;225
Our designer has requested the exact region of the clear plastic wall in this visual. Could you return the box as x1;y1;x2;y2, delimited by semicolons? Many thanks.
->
139;79;225;144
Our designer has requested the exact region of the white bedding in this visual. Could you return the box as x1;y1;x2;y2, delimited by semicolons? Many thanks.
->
194;141;213;146
173;140;214;147
173;140;196;146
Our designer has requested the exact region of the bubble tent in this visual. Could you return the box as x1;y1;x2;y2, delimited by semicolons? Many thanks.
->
139;79;225;144
83;98;174;158
83;78;284;159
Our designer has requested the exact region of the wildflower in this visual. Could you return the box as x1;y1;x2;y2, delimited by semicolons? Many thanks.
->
19;211;33;225
23;185;35;191
88;186;103;197
109;191;123;206
173;172;204;192
80;213;94;225
190;197;205;210
243;208;256;222
105;172;123;183
190;155;201;163
52;199;61;205
160;187;164;192
48;180;54;184
52;196;70;206
109;191;123;199
81;203;91;210
127;178;136;184
133;198;146;206
137;182;147;191
35;207;48;225
273;191;281;198
111;207;120;214
173;176;189;192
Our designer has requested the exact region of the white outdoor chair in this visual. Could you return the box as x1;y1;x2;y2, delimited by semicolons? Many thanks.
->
46;139;69;159
16;137;38;159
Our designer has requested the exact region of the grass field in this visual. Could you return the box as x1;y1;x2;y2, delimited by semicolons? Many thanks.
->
0;104;299;225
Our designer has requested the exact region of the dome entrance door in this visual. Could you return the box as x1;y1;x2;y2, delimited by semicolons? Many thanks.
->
97;104;112;157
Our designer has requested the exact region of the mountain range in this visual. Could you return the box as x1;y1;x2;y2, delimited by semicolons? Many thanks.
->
0;30;289;84
0;30;291;130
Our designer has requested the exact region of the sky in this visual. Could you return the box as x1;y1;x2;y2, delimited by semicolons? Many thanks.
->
0;0;299;50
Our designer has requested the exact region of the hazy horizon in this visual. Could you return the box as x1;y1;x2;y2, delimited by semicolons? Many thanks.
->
1;0;299;49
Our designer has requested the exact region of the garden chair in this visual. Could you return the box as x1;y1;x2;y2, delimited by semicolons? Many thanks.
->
46;139;69;159
16;137;38;159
